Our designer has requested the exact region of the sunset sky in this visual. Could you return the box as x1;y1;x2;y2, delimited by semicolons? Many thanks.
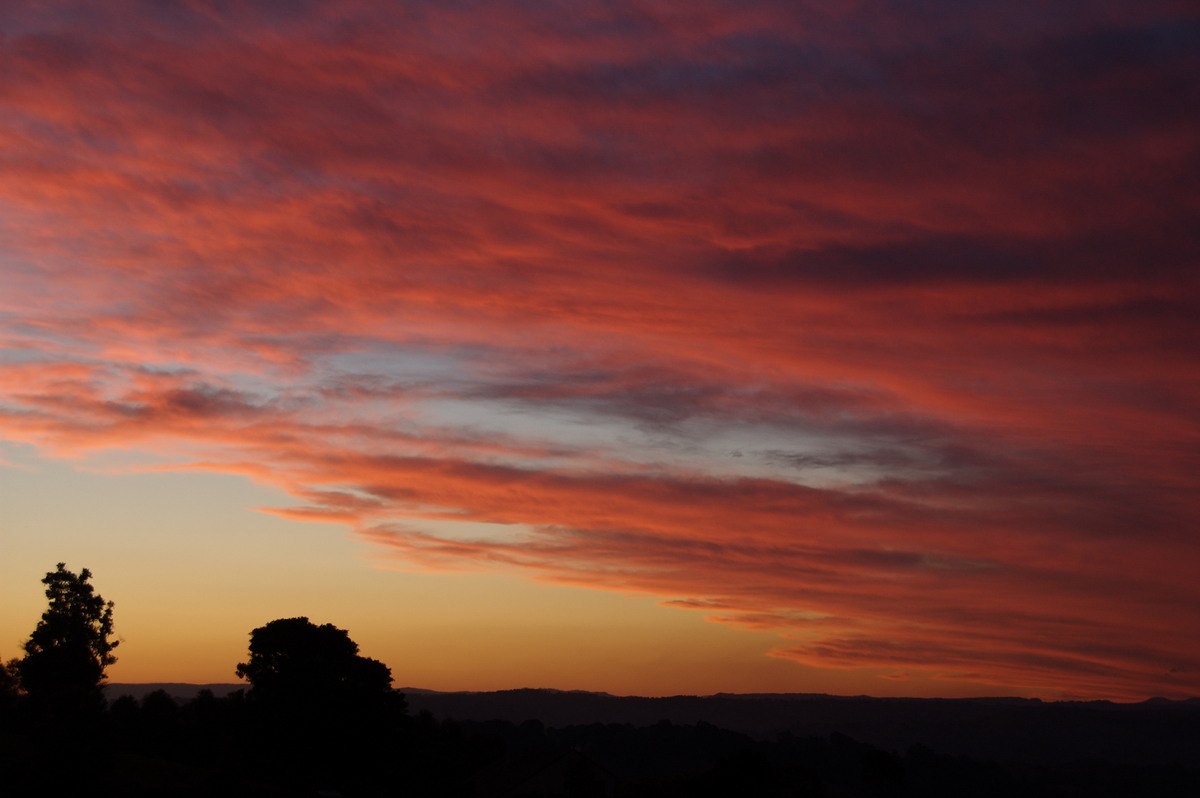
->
2;1;1198;701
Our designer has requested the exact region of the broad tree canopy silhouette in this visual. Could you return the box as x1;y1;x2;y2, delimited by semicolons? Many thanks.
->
236;617;393;702
235;618;405;789
18;563;117;708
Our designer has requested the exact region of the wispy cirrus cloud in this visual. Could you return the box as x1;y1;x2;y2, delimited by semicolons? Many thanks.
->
2;0;1198;698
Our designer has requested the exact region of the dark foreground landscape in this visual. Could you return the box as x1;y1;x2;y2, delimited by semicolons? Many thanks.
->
9;568;1196;796
5;682;1195;797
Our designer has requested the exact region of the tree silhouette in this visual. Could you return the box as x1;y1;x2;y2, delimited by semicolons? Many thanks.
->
18;563;117;710
236;616;393;702
0;657;20;714
235;617;404;790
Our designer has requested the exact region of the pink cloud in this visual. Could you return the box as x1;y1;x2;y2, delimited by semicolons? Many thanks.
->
2;0;1197;698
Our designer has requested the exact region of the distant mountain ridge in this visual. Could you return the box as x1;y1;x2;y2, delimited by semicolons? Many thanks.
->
105;683;244;700
105;682;1200;709
104;684;1200;767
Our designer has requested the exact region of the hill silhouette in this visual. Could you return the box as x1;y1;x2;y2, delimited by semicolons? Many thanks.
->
398;687;1200;768
107;684;1200;768
105;683;243;701
5;683;1176;796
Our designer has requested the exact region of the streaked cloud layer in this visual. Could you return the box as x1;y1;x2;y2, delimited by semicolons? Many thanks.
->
2;0;1198;699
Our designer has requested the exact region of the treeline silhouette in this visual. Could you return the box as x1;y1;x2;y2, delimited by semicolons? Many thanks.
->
3;564;1200;796
6;684;1200;797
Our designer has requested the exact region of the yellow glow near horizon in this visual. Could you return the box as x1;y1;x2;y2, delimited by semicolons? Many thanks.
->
1;456;1036;699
